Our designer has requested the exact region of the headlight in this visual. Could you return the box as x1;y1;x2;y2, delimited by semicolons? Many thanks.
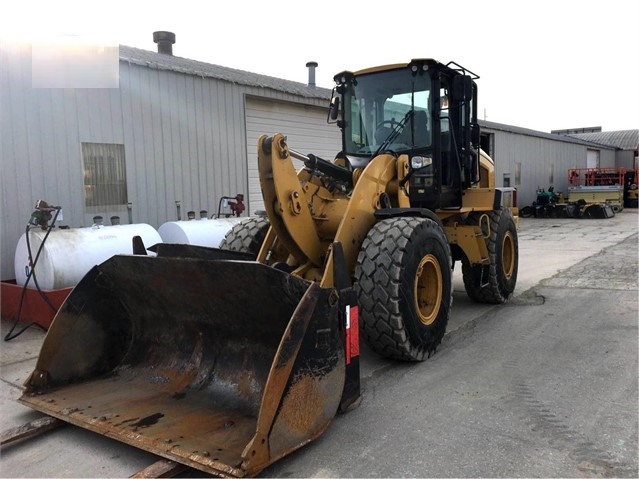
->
411;155;432;169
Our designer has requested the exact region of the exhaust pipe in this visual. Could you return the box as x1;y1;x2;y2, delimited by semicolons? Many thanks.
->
153;31;175;55
306;61;318;88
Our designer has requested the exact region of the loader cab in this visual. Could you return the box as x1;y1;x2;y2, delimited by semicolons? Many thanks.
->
332;59;480;210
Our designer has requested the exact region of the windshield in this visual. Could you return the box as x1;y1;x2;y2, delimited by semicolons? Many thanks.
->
342;68;432;156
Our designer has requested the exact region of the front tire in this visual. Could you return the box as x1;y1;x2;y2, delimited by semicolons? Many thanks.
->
354;217;453;361
219;216;270;258
462;208;518;303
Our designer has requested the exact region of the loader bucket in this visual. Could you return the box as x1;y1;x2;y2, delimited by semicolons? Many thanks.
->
19;255;345;477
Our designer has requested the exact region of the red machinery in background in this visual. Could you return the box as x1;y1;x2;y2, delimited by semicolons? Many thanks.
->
568;167;638;209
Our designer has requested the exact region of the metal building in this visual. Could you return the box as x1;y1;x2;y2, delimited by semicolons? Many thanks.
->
478;121;631;207
0;38;340;281
1;37;636;282
564;129;639;171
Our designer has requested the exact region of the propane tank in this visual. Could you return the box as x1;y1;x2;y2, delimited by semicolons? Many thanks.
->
158;217;244;248
14;224;162;290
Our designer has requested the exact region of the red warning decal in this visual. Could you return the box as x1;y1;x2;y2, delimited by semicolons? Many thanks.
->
346;305;360;364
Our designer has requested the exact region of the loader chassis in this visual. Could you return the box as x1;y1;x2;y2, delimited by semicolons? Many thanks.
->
19;59;518;478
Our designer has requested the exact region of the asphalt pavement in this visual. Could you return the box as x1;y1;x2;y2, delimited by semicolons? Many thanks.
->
1;209;637;478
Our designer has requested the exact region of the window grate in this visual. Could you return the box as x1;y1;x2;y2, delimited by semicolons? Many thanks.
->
82;143;127;208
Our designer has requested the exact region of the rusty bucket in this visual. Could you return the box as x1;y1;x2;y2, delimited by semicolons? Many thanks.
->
20;254;345;477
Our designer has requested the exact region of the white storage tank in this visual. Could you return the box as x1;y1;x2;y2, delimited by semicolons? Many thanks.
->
14;224;162;290
158;217;244;248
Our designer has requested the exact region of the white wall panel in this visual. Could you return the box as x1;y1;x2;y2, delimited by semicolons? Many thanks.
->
245;97;341;213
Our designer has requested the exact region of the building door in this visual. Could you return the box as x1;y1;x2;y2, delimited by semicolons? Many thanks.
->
587;149;600;169
245;97;341;214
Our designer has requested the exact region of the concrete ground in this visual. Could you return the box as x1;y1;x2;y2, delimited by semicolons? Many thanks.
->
1;208;637;477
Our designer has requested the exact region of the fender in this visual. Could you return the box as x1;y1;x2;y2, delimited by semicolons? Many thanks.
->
321;153;397;287
373;207;445;230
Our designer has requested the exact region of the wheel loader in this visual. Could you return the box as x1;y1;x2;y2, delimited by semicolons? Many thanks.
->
19;59;518;477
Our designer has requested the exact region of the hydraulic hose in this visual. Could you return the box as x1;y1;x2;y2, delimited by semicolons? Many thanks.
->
289;149;353;185
4;208;60;341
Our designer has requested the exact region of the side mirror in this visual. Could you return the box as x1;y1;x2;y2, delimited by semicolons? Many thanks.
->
328;94;340;122
452;75;473;102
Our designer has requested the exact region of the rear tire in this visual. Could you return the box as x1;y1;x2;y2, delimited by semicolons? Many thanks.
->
462;208;518;303
219;216;270;258
354;217;453;361
519;205;534;218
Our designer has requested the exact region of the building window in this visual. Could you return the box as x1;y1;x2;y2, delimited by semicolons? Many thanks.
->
82;143;127;208
515;162;521;187
549;164;554;186
503;173;511;187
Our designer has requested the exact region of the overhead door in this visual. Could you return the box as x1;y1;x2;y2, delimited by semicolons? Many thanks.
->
245;97;341;214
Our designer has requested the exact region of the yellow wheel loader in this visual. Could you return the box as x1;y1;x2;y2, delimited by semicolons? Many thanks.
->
19;59;518;477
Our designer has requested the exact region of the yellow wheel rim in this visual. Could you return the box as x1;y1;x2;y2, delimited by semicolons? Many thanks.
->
414;254;443;326
502;231;515;280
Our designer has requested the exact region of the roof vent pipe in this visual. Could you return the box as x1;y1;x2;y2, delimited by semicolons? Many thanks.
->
306;61;318;88
153;31;176;55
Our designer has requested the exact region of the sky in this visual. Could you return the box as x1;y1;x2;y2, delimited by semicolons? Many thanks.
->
2;0;638;133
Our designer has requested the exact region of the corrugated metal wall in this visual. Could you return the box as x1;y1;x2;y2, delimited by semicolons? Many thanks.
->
116;62;252;225
0;43;329;281
616;150;637;170
482;126;616;207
